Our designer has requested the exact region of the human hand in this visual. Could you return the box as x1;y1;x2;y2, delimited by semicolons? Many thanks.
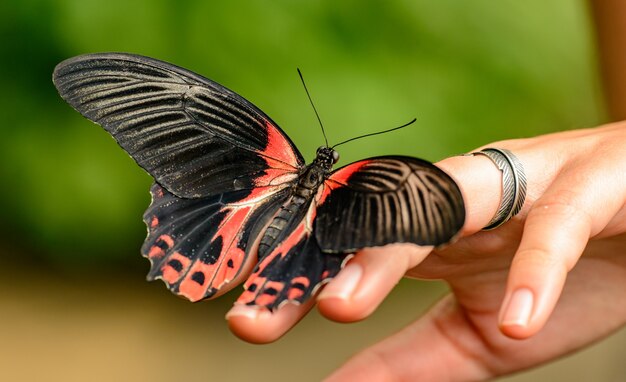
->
227;123;626;380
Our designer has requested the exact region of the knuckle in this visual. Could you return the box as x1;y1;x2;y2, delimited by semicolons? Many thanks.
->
527;191;591;227
512;248;572;275
512;248;562;270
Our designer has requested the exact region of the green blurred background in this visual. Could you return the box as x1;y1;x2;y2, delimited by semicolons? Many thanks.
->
1;0;624;381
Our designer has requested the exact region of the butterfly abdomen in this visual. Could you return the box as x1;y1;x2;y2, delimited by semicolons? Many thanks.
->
257;162;328;258
258;196;306;257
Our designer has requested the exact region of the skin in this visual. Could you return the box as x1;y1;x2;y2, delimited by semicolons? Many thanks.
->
227;125;626;381
225;1;626;379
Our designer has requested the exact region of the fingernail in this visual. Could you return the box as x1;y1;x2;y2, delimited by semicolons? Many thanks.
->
318;262;362;301
500;288;534;327
226;305;263;320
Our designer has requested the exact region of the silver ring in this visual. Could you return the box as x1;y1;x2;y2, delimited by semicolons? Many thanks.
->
468;148;527;230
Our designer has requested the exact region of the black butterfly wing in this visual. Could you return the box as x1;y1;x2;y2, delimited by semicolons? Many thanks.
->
144;184;292;302
53;53;306;301
315;156;465;252
237;201;349;310
53;53;305;198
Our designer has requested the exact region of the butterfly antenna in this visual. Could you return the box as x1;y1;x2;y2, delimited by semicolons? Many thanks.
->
332;118;417;149
298;68;329;147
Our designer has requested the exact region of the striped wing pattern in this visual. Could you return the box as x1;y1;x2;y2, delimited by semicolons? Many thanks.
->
315;156;465;252
52;53;304;198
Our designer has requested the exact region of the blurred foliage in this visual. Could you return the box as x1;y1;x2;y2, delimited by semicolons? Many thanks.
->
0;0;604;266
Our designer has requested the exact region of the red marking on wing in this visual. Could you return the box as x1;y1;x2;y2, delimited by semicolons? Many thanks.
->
318;160;372;204
329;160;371;184
238;276;267;304
158;234;174;248
238;221;306;304
177;206;252;301
263;121;301;169
147;234;173;259
161;252;191;284
286;288;304;300
148;246;165;259
150;216;159;228
254;281;285;306
178;262;213;301
244;122;301;190
286;277;310;300
246;222;307;290
291;276;310;287
209;207;250;288
238;203;317;306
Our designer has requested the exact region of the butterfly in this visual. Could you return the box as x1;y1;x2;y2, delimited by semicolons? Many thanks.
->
53;53;465;311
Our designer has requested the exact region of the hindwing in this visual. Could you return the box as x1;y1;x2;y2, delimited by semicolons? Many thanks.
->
143;183;292;301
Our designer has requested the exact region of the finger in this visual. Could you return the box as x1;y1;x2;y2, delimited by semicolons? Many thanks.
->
224;154;492;338
317;153;512;322
317;244;431;322
436;154;507;234
324;295;492;382
226;300;314;344
499;168;624;339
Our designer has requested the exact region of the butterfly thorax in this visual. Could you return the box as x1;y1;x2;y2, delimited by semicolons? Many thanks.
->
257;147;339;258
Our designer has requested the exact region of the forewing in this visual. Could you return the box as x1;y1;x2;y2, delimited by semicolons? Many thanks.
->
315;156;465;252
143;183;291;301
53;53;304;198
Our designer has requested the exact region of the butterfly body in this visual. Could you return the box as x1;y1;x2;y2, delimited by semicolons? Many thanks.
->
53;53;465;311
259;146;337;257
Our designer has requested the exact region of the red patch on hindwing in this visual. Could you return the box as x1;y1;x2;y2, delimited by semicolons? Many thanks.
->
147;234;173;259
286;276;310;300
254;281;285;306
177;205;252;301
161;252;191;284
144;179;296;304
178;262;214;300
237;203;315;307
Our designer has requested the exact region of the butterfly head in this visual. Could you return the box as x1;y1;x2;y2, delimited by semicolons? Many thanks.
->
315;146;340;169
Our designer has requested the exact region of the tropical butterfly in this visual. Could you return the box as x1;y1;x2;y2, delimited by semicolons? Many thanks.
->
53;53;465;311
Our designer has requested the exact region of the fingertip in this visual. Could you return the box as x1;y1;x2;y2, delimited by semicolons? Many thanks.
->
226;305;278;344
318;262;363;301
226;302;312;344
317;245;425;323
317;261;374;322
498;266;567;339
317;296;375;323
498;287;536;339
499;323;534;340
